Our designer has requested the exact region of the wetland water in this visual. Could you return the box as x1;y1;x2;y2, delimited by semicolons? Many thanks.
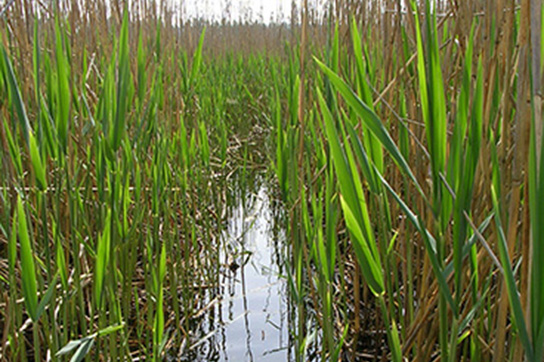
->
185;183;292;361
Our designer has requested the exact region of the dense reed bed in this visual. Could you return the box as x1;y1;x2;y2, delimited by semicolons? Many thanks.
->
1;0;543;361
279;0;544;361
0;1;287;360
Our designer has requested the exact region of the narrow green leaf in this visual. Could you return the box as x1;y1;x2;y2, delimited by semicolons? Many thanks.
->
94;212;111;308
341;197;385;295
98;323;125;337
56;339;86;356
3;117;23;176
35;274;58;320
317;88;384;295
70;338;95;362
17;196;38;321
154;243;166;359
29;132;47;191
491;185;534;360
190;28;206;86
389;320;402;362
315;58;427;203
1;46;32;144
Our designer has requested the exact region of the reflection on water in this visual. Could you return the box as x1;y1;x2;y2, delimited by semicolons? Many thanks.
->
182;182;291;361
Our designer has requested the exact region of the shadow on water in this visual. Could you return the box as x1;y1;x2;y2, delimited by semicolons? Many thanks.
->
180;175;294;361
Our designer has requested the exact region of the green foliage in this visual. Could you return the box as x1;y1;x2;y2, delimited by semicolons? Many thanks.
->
1;2;542;361
17;196;38;321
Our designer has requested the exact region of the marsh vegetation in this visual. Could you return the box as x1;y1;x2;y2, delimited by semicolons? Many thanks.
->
0;0;543;361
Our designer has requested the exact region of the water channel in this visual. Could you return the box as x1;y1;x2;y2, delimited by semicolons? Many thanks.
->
182;181;293;361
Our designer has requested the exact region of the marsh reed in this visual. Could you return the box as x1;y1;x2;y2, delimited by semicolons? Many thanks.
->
1;0;543;361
